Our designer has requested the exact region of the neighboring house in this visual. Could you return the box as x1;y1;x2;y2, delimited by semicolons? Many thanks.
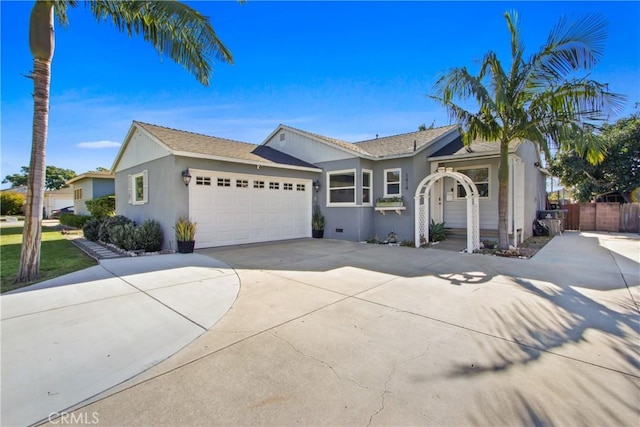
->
1;185;74;217
0;185;28;195
66;171;115;216
112;121;547;250
44;187;74;218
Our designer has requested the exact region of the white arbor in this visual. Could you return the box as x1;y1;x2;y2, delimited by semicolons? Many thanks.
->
414;167;480;252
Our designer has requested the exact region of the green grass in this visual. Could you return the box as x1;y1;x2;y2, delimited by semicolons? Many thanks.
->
1;226;97;293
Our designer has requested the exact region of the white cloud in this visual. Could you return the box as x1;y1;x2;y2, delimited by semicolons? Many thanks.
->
76;140;121;149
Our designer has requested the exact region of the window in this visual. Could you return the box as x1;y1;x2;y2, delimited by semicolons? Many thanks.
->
74;188;83;200
328;170;356;205
296;184;306;191
362;170;372;205
196;176;211;186
217;178;231;187
236;179;248;188
269;182;279;190
254;180;265;189
456;167;490;198
283;183;293;190
129;170;148;205
384;168;401;197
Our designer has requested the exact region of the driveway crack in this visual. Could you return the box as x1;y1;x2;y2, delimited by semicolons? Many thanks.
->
271;332;373;391
367;360;396;426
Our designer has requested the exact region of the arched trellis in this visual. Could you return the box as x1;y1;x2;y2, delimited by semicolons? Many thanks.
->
414;168;480;253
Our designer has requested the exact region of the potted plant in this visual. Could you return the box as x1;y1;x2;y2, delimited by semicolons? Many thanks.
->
175;217;197;253
311;204;326;238
376;196;404;207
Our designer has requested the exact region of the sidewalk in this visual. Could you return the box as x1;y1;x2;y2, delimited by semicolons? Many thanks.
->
67;236;125;260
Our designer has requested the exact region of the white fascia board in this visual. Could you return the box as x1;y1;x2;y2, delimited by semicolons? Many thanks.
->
428;152;500;162
66;173;114;185
109;124;137;173
174;151;323;173
428;144;520;162
110;122;175;173
260;124;285;146
270;125;372;160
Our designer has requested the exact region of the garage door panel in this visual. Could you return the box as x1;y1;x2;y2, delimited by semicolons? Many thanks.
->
190;171;311;248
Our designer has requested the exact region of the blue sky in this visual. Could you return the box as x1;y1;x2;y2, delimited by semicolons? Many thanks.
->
2;1;639;188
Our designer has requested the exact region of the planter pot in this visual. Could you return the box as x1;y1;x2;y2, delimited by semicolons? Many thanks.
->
177;240;195;254
312;230;324;239
376;202;404;208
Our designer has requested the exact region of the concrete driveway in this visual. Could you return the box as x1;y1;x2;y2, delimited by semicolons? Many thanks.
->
1;254;239;427
45;231;639;426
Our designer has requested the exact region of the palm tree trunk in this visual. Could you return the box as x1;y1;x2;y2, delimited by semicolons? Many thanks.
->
17;2;54;283
497;140;510;250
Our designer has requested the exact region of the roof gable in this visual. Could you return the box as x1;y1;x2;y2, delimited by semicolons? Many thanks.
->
114;121;319;172
263;124;460;161
263;124;372;159
66;171;114;185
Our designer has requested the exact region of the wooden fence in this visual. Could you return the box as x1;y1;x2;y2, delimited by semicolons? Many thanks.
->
560;202;640;233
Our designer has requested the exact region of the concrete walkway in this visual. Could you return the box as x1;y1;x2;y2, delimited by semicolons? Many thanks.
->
35;231;638;426
0;254;239;427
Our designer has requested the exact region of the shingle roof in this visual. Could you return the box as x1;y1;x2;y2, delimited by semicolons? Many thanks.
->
66;170;114;185
135;121;318;169
451;139;521;155
280;124;458;159
356;125;458;157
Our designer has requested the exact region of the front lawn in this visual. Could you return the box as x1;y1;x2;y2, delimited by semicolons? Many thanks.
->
1;226;97;293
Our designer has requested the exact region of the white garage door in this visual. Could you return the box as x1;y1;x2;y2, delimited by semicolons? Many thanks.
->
189;170;312;248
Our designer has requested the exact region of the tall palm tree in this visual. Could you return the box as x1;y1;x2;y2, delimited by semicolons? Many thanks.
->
18;0;233;283
430;11;623;250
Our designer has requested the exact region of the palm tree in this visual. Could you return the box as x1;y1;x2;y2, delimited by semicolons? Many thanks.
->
18;0;233;283
430;11;623;250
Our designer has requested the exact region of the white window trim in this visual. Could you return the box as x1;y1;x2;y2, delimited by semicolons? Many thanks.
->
129;170;148;205
383;168;402;198
327;169;357;207
362;169;373;206
454;164;491;200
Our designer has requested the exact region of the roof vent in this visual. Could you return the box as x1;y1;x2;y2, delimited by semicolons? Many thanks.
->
280;133;285;141
413;140;417;151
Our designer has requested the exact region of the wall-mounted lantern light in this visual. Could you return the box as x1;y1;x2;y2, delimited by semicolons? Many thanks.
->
181;169;192;186
313;180;321;193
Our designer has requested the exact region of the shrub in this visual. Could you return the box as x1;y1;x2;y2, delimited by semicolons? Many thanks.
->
1;191;25;215
59;213;91;228
481;239;498;249
311;204;325;231
85;195;115;220
110;223;138;251
429;220;450;242
135;219;163;252
174;217;197;241
83;218;102;242
99;215;133;244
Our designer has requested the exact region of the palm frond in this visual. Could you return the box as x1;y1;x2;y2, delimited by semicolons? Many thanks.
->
52;0;77;27
530;13;607;82
87;0;233;86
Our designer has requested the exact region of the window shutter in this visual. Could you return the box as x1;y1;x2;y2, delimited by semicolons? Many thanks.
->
127;174;132;204
142;170;149;203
